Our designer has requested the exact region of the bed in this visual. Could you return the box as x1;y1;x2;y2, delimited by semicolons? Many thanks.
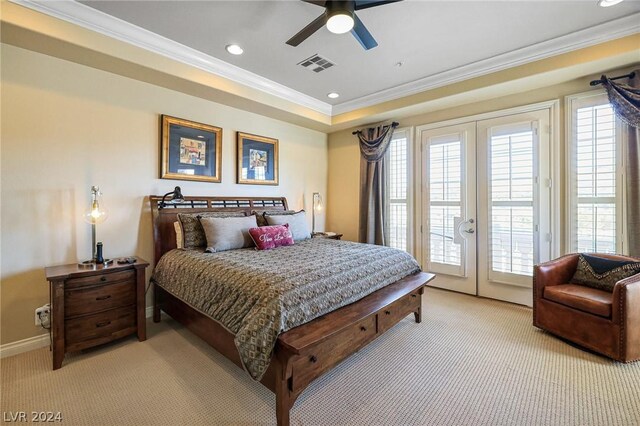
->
149;195;435;425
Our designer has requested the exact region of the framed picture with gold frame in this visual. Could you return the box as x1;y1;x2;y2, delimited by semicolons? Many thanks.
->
237;132;279;185
161;115;222;183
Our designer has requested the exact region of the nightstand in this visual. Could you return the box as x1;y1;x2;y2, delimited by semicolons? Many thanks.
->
312;232;343;240
44;257;149;370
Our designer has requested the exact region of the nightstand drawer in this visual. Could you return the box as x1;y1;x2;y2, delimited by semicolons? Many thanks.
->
65;280;135;318
65;269;135;289
65;306;136;351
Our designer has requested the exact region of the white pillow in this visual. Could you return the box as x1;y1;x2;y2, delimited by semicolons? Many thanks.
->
173;221;184;249
199;215;258;253
265;211;311;241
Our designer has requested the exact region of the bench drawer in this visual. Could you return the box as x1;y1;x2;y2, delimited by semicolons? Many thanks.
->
378;291;421;334
291;314;376;393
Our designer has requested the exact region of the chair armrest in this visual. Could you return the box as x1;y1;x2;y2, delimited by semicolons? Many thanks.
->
611;272;640;361
612;272;640;325
533;254;579;300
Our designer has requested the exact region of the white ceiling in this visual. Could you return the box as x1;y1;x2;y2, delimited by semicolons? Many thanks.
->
74;0;640;108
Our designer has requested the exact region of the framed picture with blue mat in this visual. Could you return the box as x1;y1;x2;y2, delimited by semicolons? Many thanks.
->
237;132;279;185
161;115;222;183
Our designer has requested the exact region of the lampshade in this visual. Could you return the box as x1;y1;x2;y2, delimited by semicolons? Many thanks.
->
83;186;108;224
313;193;323;211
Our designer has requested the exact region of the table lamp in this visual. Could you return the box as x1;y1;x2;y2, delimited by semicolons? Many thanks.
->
312;192;323;234
80;186;109;266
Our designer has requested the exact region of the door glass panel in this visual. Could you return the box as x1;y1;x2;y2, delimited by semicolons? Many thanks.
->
429;140;462;267
489;130;534;277
574;104;616;253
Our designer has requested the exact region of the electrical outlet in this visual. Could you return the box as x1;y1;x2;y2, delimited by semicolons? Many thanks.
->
35;304;50;327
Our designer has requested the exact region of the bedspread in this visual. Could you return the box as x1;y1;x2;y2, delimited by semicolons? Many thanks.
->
151;238;420;380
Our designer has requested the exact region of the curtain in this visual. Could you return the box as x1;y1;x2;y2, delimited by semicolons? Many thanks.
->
604;71;640;255
356;122;398;245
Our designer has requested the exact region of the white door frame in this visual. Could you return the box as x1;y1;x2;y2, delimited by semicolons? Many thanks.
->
414;100;561;303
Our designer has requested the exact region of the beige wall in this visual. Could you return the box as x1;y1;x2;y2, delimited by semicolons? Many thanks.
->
326;65;638;247
0;44;328;345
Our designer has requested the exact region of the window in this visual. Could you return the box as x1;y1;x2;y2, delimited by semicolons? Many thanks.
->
387;130;411;251
567;92;622;253
428;137;462;266
488;125;535;277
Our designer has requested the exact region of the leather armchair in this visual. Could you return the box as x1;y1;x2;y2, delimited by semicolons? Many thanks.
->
533;253;640;362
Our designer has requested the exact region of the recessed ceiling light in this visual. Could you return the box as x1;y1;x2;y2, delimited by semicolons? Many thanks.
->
327;12;354;34
598;0;624;6
327;92;340;99
225;44;244;55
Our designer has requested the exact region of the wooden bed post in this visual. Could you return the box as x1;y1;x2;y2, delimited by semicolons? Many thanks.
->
275;350;293;426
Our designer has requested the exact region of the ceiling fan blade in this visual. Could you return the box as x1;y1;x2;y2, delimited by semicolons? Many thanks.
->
286;12;328;47
354;0;403;11
351;14;378;50
301;0;327;6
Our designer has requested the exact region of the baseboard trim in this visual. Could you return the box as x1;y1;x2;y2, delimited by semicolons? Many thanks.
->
0;307;158;359
0;334;50;359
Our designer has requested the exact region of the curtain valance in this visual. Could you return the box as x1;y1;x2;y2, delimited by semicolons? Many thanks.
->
355;122;399;162
601;72;640;129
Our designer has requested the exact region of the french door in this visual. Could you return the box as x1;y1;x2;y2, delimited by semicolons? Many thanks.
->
420;109;552;306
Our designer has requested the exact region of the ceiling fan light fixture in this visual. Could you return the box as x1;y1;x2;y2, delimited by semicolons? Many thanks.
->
327;12;354;34
597;0;624;6
225;44;244;55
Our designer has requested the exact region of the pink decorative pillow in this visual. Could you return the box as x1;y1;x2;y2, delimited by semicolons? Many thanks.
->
249;224;294;251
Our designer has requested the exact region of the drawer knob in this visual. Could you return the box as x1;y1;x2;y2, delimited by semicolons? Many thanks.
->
95;295;111;301
385;310;391;315
96;320;111;328
360;326;367;332
100;276;107;282
310;355;317;363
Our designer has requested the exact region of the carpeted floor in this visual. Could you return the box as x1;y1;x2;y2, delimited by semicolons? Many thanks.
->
2;287;639;426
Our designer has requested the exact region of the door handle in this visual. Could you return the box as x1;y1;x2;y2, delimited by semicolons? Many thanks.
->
455;217;475;242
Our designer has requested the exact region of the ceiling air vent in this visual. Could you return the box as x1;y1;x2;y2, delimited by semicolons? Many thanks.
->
298;54;335;73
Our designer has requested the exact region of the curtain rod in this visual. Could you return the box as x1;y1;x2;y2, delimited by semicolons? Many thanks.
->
352;122;399;135
590;71;636;87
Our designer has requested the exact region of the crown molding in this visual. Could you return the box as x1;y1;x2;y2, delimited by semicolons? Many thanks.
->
332;13;640;115
8;1;640;119
9;0;333;116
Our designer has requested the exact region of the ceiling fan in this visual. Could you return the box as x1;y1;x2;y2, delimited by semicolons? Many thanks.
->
286;0;403;50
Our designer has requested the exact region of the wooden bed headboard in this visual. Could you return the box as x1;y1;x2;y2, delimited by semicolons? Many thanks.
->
149;195;288;265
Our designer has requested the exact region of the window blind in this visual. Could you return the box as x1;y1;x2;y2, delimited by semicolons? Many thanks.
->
573;102;617;253
429;140;462;266
489;129;534;277
388;135;408;251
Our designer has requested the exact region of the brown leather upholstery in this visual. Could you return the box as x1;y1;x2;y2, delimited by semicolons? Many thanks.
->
533;253;640;362
544;285;612;318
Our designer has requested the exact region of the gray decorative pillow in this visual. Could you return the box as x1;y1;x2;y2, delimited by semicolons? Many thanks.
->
254;210;296;227
265;210;311;241
199;215;258;253
571;253;640;292
178;211;246;249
